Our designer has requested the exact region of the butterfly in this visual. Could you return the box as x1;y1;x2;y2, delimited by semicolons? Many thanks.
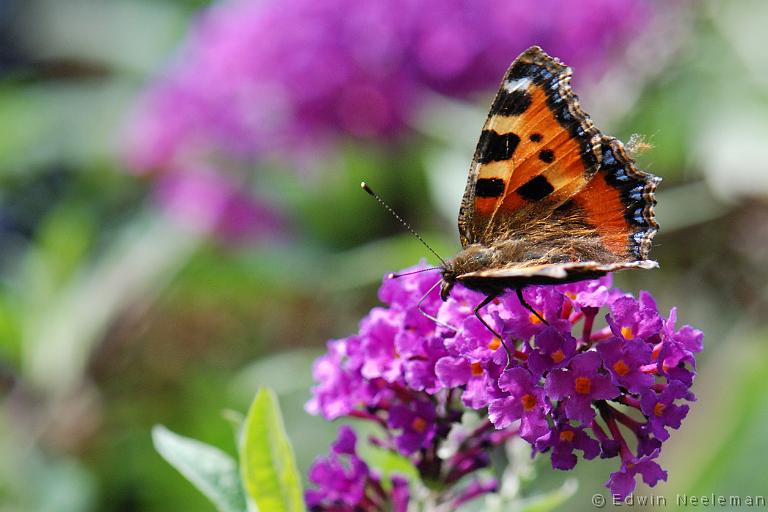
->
434;46;660;342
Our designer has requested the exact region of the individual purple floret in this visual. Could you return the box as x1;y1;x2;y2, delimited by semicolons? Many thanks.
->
640;381;691;441
307;263;703;502
545;352;619;424
526;325;577;377
488;367;549;443
605;449;668;499
535;423;600;470
597;335;654;394
609;292;663;341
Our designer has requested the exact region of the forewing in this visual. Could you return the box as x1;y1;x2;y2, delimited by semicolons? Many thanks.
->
458;46;602;247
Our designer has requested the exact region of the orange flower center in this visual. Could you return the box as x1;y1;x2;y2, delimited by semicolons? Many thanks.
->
520;393;537;411
411;417;427;433
551;349;566;363
621;326;633;339
529;312;543;324
559;429;575;442
470;362;484;377
487;338;501;351
654;402;666;417
565;292;577;300
612;359;630;377
574;376;592;395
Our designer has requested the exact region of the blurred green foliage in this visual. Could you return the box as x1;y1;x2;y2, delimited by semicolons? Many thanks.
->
0;0;767;511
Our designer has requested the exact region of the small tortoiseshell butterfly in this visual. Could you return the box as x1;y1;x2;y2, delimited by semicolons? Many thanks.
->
366;46;659;355
440;46;659;307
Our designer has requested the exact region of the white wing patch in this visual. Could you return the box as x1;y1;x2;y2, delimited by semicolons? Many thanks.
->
502;77;532;93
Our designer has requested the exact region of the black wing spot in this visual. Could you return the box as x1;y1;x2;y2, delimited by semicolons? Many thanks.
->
475;178;505;198
476;130;521;163
506;55;599;170
517;175;554;201
538;149;555;163
529;133;542;142
491;89;532;116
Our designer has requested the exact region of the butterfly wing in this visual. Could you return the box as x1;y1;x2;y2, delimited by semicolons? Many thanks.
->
458;260;659;288
567;136;660;261
456;46;660;277
458;46;602;247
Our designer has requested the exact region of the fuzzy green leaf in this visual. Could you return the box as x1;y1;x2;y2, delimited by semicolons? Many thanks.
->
240;388;305;512
152;425;247;512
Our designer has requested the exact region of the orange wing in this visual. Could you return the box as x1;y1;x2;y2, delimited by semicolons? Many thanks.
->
569;136;660;261
458;46;659;268
458;46;602;247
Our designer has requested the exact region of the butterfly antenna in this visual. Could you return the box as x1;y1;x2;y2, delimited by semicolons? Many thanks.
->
361;182;447;266
388;267;441;279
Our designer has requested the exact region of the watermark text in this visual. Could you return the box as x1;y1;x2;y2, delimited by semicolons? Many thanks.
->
590;493;766;508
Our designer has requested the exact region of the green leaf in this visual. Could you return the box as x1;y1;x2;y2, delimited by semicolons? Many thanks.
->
240;388;305;512
152;425;247;512
353;421;419;490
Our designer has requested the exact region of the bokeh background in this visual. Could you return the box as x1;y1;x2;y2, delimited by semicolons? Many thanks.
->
1;0;767;510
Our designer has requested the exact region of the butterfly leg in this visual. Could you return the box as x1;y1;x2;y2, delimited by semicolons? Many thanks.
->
515;287;548;325
416;279;458;332
473;294;513;368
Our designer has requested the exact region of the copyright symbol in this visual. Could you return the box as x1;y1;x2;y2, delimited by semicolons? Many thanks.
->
592;493;606;508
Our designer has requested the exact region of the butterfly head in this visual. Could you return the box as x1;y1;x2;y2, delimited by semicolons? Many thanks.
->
440;244;498;301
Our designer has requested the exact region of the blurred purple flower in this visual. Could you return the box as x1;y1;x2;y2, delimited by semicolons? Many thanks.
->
304;336;376;420
306;426;410;511
128;0;653;171
450;478;499;509
358;308;403;383
124;0;653;239
154;168;282;241
307;263;703;501
388;399;437;455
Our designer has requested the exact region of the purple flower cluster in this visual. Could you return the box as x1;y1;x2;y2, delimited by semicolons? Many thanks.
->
306;426;409;512
125;0;652;173
306;264;702;504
